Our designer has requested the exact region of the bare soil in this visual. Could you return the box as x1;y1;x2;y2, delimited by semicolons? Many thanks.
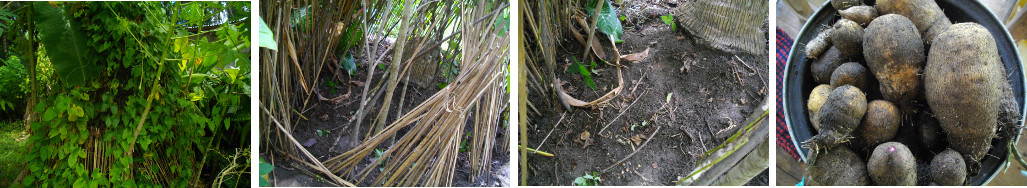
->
524;11;769;186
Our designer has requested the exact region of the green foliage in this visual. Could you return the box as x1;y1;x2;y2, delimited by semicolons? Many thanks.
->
567;57;596;90
292;5;311;32
316;129;329;137
573;171;601;186
323;80;337;95
0;55;25;112
34;2;98;87
661;14;675;31
20;2;251;187
373;148;387;171
259;158;274;187
0;8;14;37
494;10;509;36
585;0;623;43
340;51;356;75
459;132;471;152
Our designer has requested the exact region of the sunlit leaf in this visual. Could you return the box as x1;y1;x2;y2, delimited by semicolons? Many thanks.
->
258;17;277;50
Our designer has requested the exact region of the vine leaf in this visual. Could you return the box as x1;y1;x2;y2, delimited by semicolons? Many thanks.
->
34;2;97;87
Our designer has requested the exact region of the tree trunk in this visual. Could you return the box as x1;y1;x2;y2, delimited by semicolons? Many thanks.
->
24;2;37;132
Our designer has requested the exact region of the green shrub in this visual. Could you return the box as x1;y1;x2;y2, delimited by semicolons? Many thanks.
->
0;55;26;113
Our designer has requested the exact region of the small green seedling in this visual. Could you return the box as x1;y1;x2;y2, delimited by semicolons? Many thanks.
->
459;132;472;152
373;148;387;171
315;129;329;137
661;14;676;31
323;80;337;95
630;120;649;131
567;57;597;90
573;171;601;186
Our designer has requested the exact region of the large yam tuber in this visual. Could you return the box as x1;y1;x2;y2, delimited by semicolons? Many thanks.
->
863;14;924;110
925;23;1004;166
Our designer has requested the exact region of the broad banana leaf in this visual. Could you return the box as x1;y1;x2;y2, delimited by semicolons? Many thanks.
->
34;2;97;87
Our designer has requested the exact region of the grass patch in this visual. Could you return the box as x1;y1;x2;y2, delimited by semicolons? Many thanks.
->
0;120;28;187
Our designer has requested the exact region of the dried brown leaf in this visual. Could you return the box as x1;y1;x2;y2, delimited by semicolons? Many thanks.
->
621;47;650;62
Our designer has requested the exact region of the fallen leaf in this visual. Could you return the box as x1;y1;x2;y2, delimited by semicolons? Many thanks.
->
631;134;646;145
302;138;317;147
591;37;607;60
621;47;650;62
349;81;365;87
680;59;691;72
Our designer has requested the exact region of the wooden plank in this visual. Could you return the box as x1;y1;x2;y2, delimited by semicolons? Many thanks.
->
776;145;806;186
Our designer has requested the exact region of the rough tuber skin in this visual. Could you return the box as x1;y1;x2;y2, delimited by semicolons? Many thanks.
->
831;19;865;58
839;6;878;27
925;23;1003;166
831;0;863;11
806;145;871;186
876;0;953;46
863;14;924;111
830;62;869;90
929;149;967;186
811;47;849;84
858;100;900;148
805;85;867;151
808;84;835;132
806;27;834;59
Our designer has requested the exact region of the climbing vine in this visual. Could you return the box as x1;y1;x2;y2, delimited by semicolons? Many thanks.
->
5;1;250;187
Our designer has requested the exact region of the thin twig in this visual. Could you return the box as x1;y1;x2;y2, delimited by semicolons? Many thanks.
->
601;125;661;173
535;113;567;151
598;89;649;135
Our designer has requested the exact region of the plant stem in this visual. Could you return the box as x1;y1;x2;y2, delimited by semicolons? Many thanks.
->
518;145;554;157
374;0;418;135
125;2;178;179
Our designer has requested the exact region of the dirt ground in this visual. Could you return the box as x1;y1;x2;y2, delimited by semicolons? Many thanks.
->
523;7;770;186
262;42;510;187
